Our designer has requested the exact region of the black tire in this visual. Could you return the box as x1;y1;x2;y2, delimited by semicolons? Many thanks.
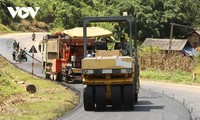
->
66;75;70;83
134;78;139;103
61;73;66;81
111;86;122;109
95;86;106;110
18;56;22;62
53;74;57;81
83;86;95;111
50;74;54;80
134;93;138;103
12;54;15;60
123;85;134;110
45;74;50;79
66;67;74;83
56;73;62;82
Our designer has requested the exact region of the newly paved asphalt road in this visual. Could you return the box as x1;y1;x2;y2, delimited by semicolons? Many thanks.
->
142;80;200;120
59;88;190;120
0;33;192;120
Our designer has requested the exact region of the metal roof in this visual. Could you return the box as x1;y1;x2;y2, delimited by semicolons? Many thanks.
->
196;31;200;35
63;27;112;38
185;30;200;38
142;38;188;51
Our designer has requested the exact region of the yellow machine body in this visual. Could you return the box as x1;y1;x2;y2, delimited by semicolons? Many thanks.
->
82;50;137;101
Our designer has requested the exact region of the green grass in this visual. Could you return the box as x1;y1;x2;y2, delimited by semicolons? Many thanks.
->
0;58;23;99
138;46;200;85
140;68;200;85
0;57;79;120
0;24;13;34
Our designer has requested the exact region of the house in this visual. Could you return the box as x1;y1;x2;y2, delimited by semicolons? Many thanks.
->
141;38;197;56
185;30;200;48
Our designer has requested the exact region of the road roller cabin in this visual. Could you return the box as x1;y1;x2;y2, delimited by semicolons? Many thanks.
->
82;16;140;111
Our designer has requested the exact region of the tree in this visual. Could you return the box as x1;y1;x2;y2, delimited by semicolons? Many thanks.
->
1;0;200;40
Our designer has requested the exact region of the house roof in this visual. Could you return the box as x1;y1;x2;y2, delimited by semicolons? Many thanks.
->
185;30;200;38
196;31;200;35
142;38;188;51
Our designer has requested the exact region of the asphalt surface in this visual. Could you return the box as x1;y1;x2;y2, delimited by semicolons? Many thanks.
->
59;88;190;120
0;33;46;77
141;80;200;120
0;33;192;120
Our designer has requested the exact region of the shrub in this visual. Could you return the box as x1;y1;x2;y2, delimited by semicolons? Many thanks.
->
0;24;12;34
139;46;195;72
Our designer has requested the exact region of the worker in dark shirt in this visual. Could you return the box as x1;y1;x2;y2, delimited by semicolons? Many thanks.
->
32;32;36;41
13;40;17;49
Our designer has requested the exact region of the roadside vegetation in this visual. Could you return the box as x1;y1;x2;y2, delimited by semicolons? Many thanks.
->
1;0;200;85
0;57;79;120
1;0;200;40
0;23;12;34
139;46;200;85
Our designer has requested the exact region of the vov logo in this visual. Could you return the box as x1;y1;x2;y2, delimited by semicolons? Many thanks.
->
7;7;40;19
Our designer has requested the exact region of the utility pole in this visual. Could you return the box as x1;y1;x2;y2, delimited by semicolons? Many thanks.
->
168;23;194;54
29;45;37;75
168;23;174;54
32;47;34;74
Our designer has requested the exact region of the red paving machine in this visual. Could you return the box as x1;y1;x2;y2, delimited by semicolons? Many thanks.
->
40;27;112;82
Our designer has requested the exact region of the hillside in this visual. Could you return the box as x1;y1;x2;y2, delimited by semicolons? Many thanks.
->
1;0;200;40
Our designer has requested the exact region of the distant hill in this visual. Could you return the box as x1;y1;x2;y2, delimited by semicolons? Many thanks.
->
1;0;200;40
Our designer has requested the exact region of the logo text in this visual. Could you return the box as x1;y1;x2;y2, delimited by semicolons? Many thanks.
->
7;7;40;19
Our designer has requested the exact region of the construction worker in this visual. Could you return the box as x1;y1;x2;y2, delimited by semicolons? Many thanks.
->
17;48;23;62
65;44;71;63
13;40;17;49
114;34;126;50
120;34;126;43
12;48;17;60
32;32;36;41
17;42;20;49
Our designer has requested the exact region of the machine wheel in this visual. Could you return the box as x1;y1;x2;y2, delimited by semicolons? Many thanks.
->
53;74;57;81
83;86;95;111
12;53;15;60
134;78;139;103
66;75;71;83
134;93;138;103
56;73;62;82
53;74;61;81
95;86;106;110
45;73;50;79
50;74;54;80
18;54;22;62
111;86;122;109
66;67;74;83
123;85;134;110
61;73;66;81
66;76;75;83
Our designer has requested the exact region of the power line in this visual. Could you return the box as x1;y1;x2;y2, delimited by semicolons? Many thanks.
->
171;23;194;29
